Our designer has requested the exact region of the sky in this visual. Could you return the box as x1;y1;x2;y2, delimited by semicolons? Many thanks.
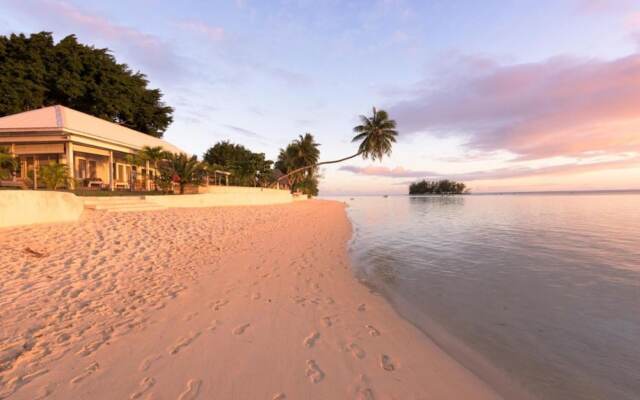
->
2;0;640;194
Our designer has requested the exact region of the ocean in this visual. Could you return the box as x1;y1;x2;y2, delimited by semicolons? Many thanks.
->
335;193;640;400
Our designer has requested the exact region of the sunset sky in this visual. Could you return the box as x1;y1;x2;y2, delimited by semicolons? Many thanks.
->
3;0;640;194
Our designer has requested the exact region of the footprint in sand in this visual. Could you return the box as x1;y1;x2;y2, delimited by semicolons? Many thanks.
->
184;312;199;322
305;360;325;383
139;355;162;372
357;304;366;312
129;377;155;399
303;331;320;348
352;374;375;400
321;315;335;327
232;323;251;335
379;354;396;371
70;362;99;384
178;379;202;400
210;299;229;311
348;343;366;359
169;332;201;355
208;320;221;332
365;325;380;337
272;393;286;400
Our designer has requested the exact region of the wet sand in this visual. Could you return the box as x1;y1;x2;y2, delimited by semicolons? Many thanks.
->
0;200;499;399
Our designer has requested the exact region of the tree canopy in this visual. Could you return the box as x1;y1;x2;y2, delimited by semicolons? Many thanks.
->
276;133;320;196
0;32;173;137
203;141;273;186
409;179;468;195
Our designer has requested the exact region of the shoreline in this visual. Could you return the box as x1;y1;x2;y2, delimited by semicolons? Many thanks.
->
0;200;500;399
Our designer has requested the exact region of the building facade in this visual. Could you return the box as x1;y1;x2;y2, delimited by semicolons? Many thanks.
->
0;105;183;190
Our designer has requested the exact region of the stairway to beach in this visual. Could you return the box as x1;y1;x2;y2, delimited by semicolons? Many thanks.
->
83;196;167;213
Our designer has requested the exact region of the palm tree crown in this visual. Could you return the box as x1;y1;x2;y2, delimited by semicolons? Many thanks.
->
352;107;398;161
274;107;398;185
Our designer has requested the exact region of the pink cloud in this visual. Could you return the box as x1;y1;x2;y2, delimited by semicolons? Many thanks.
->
340;155;640;181
389;53;640;160
7;0;181;79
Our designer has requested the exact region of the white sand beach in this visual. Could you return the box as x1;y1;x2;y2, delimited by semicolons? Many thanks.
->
0;200;499;399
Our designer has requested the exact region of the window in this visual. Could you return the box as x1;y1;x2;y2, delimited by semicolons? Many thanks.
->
117;164;124;182
78;159;87;179
88;160;97;179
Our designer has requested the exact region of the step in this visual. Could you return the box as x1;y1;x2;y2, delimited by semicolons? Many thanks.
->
85;200;152;208
102;205;167;213
83;198;147;205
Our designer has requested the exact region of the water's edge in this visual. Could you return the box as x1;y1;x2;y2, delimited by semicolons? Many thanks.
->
342;201;535;400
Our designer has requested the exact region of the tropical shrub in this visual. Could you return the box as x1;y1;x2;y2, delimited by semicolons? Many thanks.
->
39;162;70;190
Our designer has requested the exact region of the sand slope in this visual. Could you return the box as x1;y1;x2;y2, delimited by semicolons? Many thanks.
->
0;200;500;399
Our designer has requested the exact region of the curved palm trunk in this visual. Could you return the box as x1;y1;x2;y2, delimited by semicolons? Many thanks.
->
277;151;362;184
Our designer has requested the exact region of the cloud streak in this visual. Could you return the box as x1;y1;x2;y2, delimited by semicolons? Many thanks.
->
388;53;640;161
222;124;265;139
340;154;640;181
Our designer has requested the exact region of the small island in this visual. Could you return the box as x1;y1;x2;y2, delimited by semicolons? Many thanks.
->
409;179;469;195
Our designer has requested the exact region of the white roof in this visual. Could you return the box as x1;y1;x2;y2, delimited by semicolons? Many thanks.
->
0;105;183;154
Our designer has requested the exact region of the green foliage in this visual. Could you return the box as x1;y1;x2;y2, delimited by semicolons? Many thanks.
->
137;146;169;168
409;179;468;195
0;146;17;179
276;133;320;196
274;108;398;190
202;141;273;186
160;153;204;194
352;107;398;161
39;162;70;190
0;32;173;137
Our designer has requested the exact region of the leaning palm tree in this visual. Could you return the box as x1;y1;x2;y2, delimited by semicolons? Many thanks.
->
276;107;397;183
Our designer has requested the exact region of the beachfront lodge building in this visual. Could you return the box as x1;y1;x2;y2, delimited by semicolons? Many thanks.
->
0;105;183;190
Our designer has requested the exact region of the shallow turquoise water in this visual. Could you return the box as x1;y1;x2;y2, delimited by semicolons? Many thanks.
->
335;193;640;400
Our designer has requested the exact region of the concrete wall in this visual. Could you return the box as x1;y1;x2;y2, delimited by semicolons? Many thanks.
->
0;190;85;228
152;186;295;208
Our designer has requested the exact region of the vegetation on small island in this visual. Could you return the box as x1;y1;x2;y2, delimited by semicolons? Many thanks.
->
0;32;173;137
409;179;469;195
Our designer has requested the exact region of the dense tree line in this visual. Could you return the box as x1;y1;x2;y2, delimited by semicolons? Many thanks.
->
203;141;274;187
409;179;468;195
0;32;173;137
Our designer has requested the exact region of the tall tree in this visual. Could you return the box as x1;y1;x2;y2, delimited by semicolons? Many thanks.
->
203;141;273;186
276;133;320;196
0;32;173;137
277;107;398;183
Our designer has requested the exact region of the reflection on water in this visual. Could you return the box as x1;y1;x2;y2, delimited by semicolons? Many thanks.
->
340;194;640;400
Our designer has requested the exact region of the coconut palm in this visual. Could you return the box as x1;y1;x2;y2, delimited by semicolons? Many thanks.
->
277;107;397;183
276;133;320;189
137;146;169;190
161;153;204;194
138;146;168;168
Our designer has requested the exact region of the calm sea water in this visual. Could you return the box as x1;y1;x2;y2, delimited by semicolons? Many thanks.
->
335;193;640;400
